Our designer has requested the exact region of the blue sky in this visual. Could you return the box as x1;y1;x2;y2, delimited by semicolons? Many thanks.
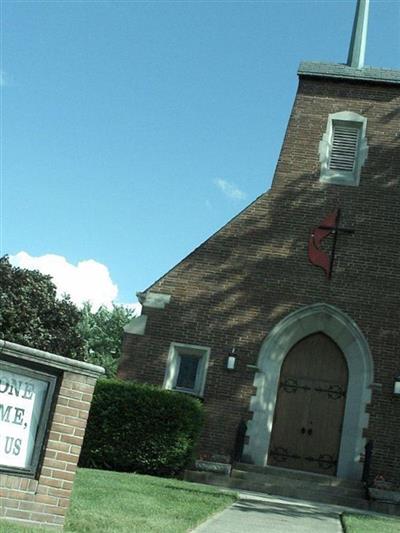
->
2;1;399;308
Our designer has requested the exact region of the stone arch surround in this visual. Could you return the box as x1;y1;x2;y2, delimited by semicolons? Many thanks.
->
243;303;374;480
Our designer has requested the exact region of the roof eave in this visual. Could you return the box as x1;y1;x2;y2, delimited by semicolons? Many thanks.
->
298;61;400;85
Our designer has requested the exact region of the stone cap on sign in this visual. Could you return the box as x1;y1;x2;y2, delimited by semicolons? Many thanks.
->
0;340;105;378
298;61;400;85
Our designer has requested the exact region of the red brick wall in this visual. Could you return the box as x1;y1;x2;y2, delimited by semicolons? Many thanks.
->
118;75;400;484
0;372;96;530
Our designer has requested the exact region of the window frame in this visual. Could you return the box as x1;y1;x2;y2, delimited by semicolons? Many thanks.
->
0;358;58;478
163;342;210;398
319;111;368;186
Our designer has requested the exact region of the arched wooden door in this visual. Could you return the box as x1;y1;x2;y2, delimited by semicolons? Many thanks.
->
268;333;348;475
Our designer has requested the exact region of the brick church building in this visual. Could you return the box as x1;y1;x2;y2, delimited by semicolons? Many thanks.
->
118;0;400;487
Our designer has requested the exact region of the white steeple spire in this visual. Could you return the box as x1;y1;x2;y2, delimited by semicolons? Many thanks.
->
347;0;370;68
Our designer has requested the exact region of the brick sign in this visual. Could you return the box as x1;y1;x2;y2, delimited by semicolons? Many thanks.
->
0;370;49;469
1;340;104;530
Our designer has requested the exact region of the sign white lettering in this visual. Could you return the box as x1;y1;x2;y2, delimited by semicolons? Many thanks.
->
0;370;48;469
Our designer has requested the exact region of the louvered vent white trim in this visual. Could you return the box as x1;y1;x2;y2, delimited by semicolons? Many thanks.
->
329;124;360;172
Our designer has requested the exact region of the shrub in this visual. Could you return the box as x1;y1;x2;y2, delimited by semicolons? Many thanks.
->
79;380;204;476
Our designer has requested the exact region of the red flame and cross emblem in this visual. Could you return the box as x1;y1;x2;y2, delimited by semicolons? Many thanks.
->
308;209;354;278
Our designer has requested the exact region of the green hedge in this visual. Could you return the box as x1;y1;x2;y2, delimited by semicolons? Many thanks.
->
79;380;204;476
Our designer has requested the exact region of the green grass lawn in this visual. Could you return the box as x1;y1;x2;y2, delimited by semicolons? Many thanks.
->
0;468;237;533
342;512;400;533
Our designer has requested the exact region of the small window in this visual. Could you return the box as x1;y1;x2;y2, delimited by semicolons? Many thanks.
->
319;111;368;186
176;354;200;391
163;343;210;397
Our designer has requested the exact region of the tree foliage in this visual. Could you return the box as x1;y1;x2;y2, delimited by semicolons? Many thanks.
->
0;255;85;359
78;303;134;377
0;256;134;374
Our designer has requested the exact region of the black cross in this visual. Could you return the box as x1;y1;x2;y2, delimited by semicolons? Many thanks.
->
317;208;354;278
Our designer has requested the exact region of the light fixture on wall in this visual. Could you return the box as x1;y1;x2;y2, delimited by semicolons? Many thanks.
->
226;348;236;370
394;377;400;395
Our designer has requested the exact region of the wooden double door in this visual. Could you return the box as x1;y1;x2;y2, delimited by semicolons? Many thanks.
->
268;333;348;476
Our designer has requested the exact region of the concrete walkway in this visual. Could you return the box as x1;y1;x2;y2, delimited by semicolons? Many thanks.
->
193;491;344;533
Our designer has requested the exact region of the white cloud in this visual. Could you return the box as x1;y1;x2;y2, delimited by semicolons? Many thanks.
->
214;178;247;201
122;302;142;317
9;251;119;311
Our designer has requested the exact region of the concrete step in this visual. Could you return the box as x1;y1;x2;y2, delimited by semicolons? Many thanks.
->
234;462;363;490
231;469;365;498
184;468;369;510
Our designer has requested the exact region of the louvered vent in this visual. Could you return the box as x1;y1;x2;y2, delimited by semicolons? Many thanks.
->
329;124;360;172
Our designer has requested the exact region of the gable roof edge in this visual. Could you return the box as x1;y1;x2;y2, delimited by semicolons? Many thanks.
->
141;190;269;295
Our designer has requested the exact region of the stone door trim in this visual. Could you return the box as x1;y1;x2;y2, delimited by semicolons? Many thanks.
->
243;303;373;480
